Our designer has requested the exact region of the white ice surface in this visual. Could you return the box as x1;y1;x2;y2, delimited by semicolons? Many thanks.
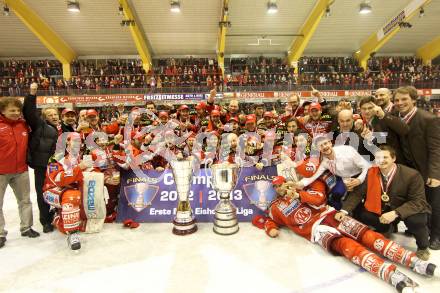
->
0;170;439;293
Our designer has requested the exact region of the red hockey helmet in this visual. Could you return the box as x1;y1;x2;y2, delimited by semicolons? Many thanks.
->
272;176;286;186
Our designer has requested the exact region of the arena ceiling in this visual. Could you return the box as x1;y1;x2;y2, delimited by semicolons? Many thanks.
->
0;0;439;59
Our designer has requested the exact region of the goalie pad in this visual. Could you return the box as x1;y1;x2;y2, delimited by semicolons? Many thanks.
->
82;172;108;233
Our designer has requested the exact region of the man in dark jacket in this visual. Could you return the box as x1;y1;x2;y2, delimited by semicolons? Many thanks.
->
394;86;440;250
336;145;431;260
358;96;409;164
23;83;60;233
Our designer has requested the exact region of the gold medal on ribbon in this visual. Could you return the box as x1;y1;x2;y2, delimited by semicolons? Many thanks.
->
381;192;390;203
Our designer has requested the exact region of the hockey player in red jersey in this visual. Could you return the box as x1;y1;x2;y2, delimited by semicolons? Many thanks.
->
43;133;92;250
253;159;439;293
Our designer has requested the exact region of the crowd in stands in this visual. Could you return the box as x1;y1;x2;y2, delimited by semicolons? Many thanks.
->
299;56;440;89
1;56;440;96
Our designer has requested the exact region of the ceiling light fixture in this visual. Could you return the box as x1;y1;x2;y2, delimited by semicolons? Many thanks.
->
359;1;372;14
267;1;278;14
67;1;80;13
419;7;424;18
3;5;9;16
325;6;331;17
118;5;124;16
170;0;181;13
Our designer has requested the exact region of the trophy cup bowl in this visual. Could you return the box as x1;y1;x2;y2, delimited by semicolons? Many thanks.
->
170;158;197;235
211;163;239;235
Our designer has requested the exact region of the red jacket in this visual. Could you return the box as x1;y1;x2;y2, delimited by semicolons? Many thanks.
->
0;115;29;174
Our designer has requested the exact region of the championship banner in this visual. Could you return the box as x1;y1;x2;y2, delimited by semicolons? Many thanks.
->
116;166;278;223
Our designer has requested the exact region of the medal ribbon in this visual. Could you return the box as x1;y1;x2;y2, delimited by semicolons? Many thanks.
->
400;107;417;124
379;164;397;195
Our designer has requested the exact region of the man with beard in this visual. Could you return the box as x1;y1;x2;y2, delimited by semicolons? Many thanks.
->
394;86;440;250
297;102;334;138
176;105;195;134
23;83;60;233
191;101;210;132
140;101;157;127
375;88;394;113
261;111;276;130
221;99;240;124
253;103;265;122
207;110;223;132
60;108;77;133
280;94;303;122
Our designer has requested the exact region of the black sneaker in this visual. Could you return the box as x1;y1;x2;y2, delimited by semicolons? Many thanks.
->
0;237;6;248
43;224;54;233
67;232;81;251
429;238;440;250
21;228;40;238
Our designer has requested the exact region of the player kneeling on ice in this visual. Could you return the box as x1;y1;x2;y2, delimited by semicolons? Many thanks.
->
253;160;439;293
42;133;107;250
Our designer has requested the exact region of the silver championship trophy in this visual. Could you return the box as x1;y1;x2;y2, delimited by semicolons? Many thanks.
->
211;163;239;235
171;158;197;235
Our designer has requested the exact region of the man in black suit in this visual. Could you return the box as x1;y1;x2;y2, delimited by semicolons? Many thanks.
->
394;86;440;250
357;96;409;164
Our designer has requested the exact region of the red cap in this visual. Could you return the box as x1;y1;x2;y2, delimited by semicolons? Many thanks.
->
211;110;221;117
86;109;98;117
195;102;206;110
245;114;256;124
263;111;274;118
105;122;120;135
61;108;76;116
179;105;189;111
272;176;286;186
158;111;169;118
309;102;322;112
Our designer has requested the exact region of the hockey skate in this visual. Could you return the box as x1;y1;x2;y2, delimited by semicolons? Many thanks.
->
391;269;420;293
67;232;81;251
410;257;438;277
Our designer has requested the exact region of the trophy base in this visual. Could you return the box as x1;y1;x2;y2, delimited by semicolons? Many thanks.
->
213;223;239;236
213;199;239;235
213;214;239;236
172;218;198;236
